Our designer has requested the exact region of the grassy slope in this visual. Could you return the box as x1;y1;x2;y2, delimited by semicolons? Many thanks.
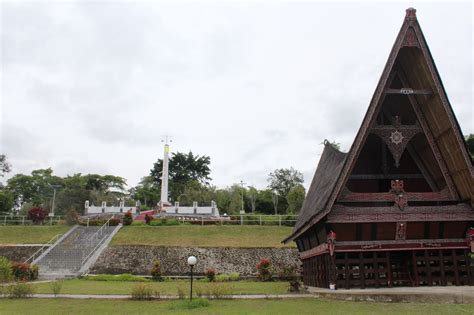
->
0;298;472;315
111;225;295;248
30;279;290;295
0;226;70;244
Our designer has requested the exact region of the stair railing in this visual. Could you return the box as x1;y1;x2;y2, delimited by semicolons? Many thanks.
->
81;218;113;265
84;217;112;244
24;234;61;264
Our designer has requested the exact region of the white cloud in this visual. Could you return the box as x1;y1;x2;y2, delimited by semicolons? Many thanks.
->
1;1;472;189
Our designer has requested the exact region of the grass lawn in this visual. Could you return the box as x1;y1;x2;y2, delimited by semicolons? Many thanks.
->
30;279;290;295
112;225;295;248
0;298;472;315
0;226;70;244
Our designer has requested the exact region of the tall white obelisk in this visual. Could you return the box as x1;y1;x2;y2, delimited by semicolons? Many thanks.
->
160;136;171;207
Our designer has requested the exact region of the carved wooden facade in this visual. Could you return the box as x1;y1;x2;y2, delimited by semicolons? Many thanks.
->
284;8;474;289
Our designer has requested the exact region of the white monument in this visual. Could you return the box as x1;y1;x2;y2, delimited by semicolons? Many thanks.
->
160;136;172;207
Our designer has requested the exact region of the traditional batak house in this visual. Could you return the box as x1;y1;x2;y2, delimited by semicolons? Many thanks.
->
284;8;474;289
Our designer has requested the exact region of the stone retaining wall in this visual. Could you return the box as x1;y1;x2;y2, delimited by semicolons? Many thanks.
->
0;245;44;262
90;246;300;276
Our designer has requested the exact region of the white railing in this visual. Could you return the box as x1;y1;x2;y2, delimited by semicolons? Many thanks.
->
84;217;112;244
0;215;62;226
81;219;115;266
167;214;297;226
24;234;62;264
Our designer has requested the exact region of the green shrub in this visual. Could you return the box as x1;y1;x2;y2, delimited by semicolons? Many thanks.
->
210;283;232;299
164;218;179;226
288;279;302;293
108;218;121;226
6;281;34;298
205;268;216;282
215;274;230;282
85;274;147;282
65;209;80;226
278;266;297;281
169;298;210;310
176;285;186;299
132;220;145;226
130;283;153;300
50;281;62;297
0;256;12;283
149;220;162;226
150;260;163;281
30;264;39;281
228;272;240;281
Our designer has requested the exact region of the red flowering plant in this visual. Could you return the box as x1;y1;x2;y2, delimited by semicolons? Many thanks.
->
28;207;48;224
144;214;154;225
256;258;273;281
11;262;38;281
122;211;133;225
205;268;216;282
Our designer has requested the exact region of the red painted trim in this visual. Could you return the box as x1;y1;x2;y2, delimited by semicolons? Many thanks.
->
299;243;328;260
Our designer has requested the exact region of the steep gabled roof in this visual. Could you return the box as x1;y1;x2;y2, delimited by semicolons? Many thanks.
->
289;142;346;234
284;8;473;243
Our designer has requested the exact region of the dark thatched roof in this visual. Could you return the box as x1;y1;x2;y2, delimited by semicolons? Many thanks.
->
285;142;346;242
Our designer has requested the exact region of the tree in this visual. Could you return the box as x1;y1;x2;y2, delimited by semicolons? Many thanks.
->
247;186;258;213
267;167;304;212
178;181;216;206
131;176;160;208
287;184;306;214
466;134;474;159
0;155;11;177
0;191;14;214
271;191;279;215
150;151;211;201
28;207;48;224
255;189;274;214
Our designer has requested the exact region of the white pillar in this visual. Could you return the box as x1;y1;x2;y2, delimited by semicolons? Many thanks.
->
160;143;170;206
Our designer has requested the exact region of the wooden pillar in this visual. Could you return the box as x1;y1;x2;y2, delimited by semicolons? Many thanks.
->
439;250;446;286
412;251;419;286
359;252;365;289
344;253;350;289
374;252;380;288
452;249;460;285
386;252;393;288
425;250;433;286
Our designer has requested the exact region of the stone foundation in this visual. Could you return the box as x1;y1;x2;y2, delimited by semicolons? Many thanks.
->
0;245;44;262
90;246;299;276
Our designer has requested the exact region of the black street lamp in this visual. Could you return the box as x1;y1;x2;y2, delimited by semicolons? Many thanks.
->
187;255;197;301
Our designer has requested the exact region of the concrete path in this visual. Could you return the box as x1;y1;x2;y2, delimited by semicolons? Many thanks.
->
9;293;311;300
308;286;474;304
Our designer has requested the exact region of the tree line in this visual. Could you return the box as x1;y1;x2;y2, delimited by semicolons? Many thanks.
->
0;152;306;216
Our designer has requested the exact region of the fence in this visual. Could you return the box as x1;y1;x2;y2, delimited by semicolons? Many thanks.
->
175;214;297;226
0;215;63;226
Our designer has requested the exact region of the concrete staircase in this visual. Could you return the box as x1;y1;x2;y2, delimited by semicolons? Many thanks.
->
33;223;121;279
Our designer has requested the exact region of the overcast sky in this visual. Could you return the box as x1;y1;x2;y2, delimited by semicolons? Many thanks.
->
1;1;472;190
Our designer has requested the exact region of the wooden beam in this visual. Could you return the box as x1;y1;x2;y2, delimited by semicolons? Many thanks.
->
384;88;432;95
349;174;424;180
338;187;451;203
334;239;469;253
327;203;474;223
397;70;460;200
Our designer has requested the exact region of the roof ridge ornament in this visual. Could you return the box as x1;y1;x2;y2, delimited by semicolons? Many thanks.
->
405;7;417;20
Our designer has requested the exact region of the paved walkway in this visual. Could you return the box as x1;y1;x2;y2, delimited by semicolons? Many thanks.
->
9;293;311;300
308;286;474;304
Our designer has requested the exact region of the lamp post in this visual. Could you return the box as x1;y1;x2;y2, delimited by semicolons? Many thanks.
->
50;185;62;217
239;180;246;213
187;255;197;301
